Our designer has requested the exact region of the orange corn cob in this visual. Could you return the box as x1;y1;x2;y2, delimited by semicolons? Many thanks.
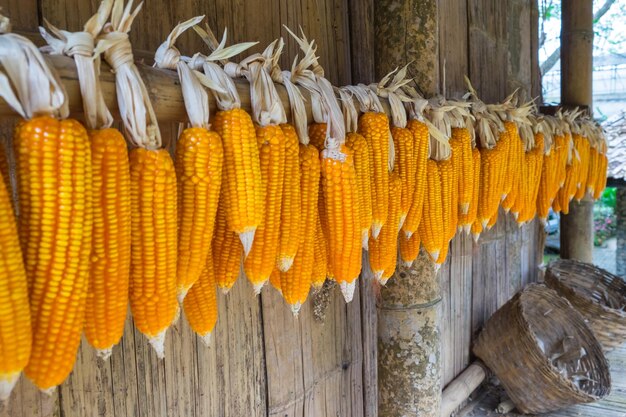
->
346;132;373;249
311;217;328;289
277;125;301;272
0;154;30;400
0;140;11;197
212;108;262;254
439;156;458;242
557;154;581;215
554;134;569;189
537;148;558;223
552;192;562;213
419;159;444;262
403;119;430;237
17;117;92;391
183;250;218;346
358;112;390;238
317;184;334;282
436;241;450;266
391;126;416;228
369;171;402;283
213;199;243;292
450;127;473;214
502;125;524;213
487;208;499;230
471;219;483;242
320;144;361;301
309;123;327;151
586;148;599;197
574;135;590;201
84;128;131;359
518;134;545;223
399;233;421;267
244;125;285;293
459;147;481;234
593;153;608;200
269;268;282;293
278;144;320;312
477;137;506;227
175;127;223;302
128;148;178;358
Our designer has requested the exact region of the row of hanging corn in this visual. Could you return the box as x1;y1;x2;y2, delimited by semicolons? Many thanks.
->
0;0;608;398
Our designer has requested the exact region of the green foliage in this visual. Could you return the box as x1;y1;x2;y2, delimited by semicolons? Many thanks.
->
600;187;617;209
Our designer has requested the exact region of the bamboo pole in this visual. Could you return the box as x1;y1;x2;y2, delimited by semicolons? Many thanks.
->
559;0;594;262
374;1;441;416
440;362;487;417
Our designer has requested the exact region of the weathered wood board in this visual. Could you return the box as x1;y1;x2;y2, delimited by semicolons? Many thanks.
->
0;0;541;415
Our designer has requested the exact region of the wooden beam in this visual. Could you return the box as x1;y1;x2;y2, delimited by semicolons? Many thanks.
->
440;361;488;417
0;54;319;123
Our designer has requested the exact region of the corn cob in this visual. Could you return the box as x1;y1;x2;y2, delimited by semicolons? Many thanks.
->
175;127;223;302
586;147;599;197
128;148;178;358
502;125;524;213
471;219;483;242
346;132;373;249
477;135;507;227
0;140;11;197
573;134;590;201
552;192;562;214
391;126;416;228
436;241;450;266
0;152;30;400
183;250;218;346
403;119;429;237
557;153;581;215
440;156;458;242
399;233;421;267
554;134;569;189
277;124;301;272
312;216;328;289
450;127;473;214
419;159;444;261
537;148;557;223
213;198;243;292
212;108;263;255
358;112;390;239
320;144;361;301
518;133;545;224
244;125;285;293
593;153;608;200
459;147;481;233
510;147;529;220
278;144;320;312
84;128;131;359
369;171;402;283
17;117;92;391
487;208;499;230
269;268;282;293
317;184;334;282
309;123;328;152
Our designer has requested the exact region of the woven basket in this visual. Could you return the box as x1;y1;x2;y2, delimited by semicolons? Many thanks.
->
473;284;611;414
545;259;626;353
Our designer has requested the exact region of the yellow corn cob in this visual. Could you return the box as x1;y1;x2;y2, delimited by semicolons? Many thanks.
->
487;208;499;230
317;184;334;282
358;112;390;239
84;128;131;359
518;133;544;223
574;135;590;201
439;156;458;242
278;144;320;312
502;121;520;200
459;147;481;233
399;233;421;267
537;148;558;223
183;250;218;346
586;148;599;197
128;148;178;358
213;199;243;292
450;127;473;214
0;140;11;197
269;268;282;293
552;192;562;213
320;144;361;301
477;136;506;227
308;122;328;152
17;117;92;391
510;147;530;220
436;240;449;266
403;119;429;237
311;216;328;289
175;127;223;302
419;159;444;261
212;108;262;254
0;154;30;400
346;132;373;249
244;125;285;293
471;219;483;242
554;134;569;189
277;124;301;272
391;127;416;228
369;171;402;283
557;154;581;215
593;153;608;199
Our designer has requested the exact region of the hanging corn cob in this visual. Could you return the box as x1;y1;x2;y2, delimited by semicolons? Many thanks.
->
0;20;31;396
218;40;287;294
1;25;89;391
312;217;329;289
403;88;431;239
267;41;319;312
287;28;361;301
212;196;243;292
573;133;591;202
338;87;373;250
192;26;262;257
183;251;218;346
419;159;444;262
536;116;559;223
459;147;481;234
399;233;421;267
516;116;545;224
41;0;132;360
99;0;177;358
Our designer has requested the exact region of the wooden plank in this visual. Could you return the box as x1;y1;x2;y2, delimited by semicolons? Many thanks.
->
439;250;453;386
438;0;469;96
347;0;375;84
110;314;140;417
359;256;378;417
4;0;38;31
345;284;364;417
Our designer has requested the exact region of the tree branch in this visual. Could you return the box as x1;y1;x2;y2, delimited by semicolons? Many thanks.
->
540;0;618;75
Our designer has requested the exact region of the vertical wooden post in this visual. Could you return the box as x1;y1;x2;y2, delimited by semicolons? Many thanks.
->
617;187;626;277
374;1;441;416
559;0;594;262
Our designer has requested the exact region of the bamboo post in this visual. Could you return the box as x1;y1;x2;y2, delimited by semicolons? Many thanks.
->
559;0;594;262
374;2;441;416
440;362;487;417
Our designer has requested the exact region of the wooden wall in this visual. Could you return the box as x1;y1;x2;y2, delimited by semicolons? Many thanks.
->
0;0;541;416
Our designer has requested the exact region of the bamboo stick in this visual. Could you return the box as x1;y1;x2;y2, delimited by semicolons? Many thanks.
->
440;361;488;417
